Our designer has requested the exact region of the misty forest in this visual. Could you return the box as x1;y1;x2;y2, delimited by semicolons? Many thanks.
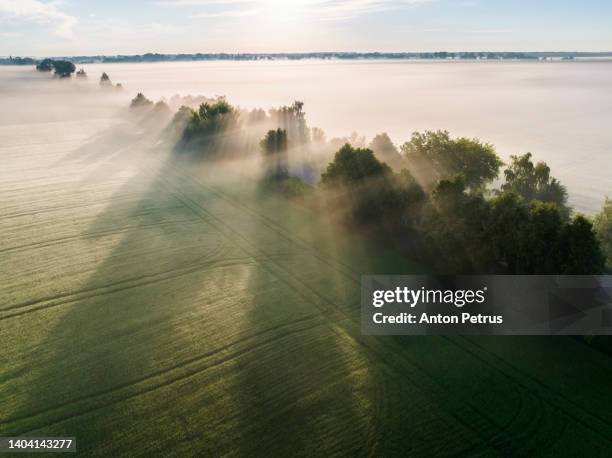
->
1;64;612;456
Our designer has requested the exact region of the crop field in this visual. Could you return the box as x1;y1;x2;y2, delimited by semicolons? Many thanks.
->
1;84;612;457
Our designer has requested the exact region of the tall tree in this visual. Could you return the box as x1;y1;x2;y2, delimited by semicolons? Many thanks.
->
501;152;568;214
260;128;289;180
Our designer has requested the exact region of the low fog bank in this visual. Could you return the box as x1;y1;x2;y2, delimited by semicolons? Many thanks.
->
2;65;611;277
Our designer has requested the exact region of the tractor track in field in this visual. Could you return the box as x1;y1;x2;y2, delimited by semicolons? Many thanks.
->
0;218;199;254
1;315;324;434
1;226;309;320
149;166;387;452
0;251;305;321
453;335;612;443
152;165;528;455
161;161;612;451
0;195;145;220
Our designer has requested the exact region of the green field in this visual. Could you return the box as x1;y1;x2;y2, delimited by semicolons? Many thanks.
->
1;115;612;457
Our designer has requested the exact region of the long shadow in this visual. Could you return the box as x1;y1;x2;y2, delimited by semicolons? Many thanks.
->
0;116;234;454
219;174;379;455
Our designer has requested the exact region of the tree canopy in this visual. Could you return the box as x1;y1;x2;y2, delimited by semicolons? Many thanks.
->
100;72;112;87
261;128;289;181
35;59;75;77
35;59;54;72
401;130;503;190
594;198;612;269
130;93;153;109
179;100;239;152
369;133;403;169
321;144;392;186
501;152;568;211
53;61;76;78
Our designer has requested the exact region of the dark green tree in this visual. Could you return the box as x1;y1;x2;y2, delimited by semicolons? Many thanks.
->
501;152;568;213
321;144;423;227
180;99;239;152
36;59;54;72
555;215;606;274
260;128;289;180
321;144;391;185
424;176;491;272
52;61;75;78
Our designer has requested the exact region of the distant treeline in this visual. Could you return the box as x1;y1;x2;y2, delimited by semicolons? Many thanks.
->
3;51;612;65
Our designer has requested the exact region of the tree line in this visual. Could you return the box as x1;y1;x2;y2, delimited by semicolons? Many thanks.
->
129;94;612;275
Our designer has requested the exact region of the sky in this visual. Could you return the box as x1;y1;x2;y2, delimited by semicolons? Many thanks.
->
1;0;611;56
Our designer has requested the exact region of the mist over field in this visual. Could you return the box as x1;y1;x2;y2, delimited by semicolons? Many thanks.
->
1;61;612;456
2;60;611;210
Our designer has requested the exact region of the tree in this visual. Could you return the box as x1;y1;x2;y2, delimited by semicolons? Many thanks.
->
555;215;606;274
100;72;112;87
36;59;54;72
321;144;422;227
321;144;391;186
484;193;604;274
594;198;612;269
400;130;503;190
260;128;289;180
269;101;308;144
369;133;403;169
153;100;171;114
52;61;76;78
180;99;239;152
501;152;568;214
424;176;492;272
130;93;153;108
311;127;326;144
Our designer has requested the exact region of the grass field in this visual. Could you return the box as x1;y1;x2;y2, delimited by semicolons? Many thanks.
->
1;102;612;457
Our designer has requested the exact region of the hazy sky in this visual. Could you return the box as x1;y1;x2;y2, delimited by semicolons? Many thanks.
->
1;0;611;56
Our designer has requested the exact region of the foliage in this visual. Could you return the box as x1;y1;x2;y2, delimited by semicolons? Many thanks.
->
501;152;568;213
35;59;75;77
269;101;308;144
555;215;606;274
369;133;403;168
180;99;239;152
594;198;612;269
36;58;54;72
423;176;492;272
321;144;424;227
52;61;76;78
100;72;112;87
321;144;392;186
130;93;153;109
261;129;289;180
423;185;605;274
400;130;503;190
